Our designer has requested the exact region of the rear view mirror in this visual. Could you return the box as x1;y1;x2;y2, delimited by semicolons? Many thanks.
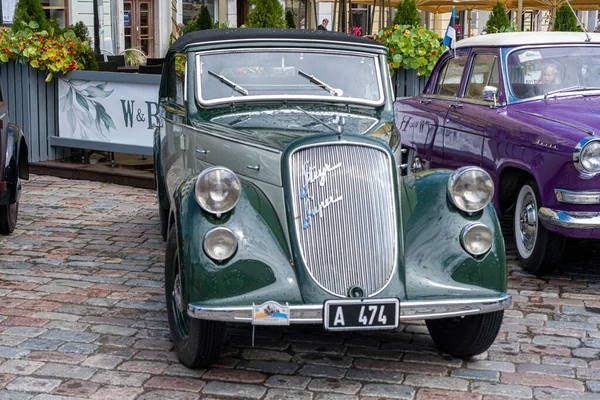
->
482;86;498;102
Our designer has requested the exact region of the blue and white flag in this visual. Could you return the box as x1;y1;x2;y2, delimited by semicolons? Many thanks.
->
443;7;457;57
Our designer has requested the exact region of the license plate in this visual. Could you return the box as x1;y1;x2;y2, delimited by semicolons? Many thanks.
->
323;298;400;331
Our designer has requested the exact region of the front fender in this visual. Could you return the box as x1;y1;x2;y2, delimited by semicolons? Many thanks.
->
5;124;28;203
174;175;303;308
401;170;507;301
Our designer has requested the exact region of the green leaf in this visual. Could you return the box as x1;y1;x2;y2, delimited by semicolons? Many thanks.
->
28;21;39;29
0;54;8;63
95;103;116;132
392;54;403;63
69;79;90;86
75;92;89;110
83;86;114;98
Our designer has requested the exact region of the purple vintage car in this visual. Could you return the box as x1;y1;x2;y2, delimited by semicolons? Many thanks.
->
396;32;600;275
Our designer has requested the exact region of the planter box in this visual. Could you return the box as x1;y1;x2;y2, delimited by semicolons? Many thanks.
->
0;62;67;163
393;68;428;99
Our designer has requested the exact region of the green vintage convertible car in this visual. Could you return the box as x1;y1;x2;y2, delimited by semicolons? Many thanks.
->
154;29;511;368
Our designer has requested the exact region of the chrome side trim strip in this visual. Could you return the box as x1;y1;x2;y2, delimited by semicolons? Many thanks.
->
554;188;600;205
188;294;512;323
539;207;600;229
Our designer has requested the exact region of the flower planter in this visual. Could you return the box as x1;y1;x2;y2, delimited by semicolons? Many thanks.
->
393;68;428;98
0;61;65;163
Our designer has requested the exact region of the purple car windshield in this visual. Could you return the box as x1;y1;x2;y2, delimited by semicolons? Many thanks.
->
507;46;600;99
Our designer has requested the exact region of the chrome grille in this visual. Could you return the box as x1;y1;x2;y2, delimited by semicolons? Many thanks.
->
289;143;397;297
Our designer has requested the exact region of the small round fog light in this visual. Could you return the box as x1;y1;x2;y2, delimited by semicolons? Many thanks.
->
460;223;493;256
203;227;238;261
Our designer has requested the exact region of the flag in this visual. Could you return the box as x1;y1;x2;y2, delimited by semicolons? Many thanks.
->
443;7;456;57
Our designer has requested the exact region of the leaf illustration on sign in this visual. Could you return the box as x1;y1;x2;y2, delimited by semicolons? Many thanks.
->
60;79;117;140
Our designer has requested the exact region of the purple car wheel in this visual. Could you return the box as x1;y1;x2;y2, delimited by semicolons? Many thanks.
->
513;181;565;276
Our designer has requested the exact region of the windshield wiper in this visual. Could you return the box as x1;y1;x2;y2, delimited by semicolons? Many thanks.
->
295;106;339;133
298;70;343;97
208;70;248;96
544;86;600;98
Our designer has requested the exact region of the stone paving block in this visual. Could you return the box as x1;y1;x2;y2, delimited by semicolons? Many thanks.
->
144;376;205;392
81;355;125;370
344;368;403;384
263;388;313;400
88;386;144;400
471;382;532;399
308;378;361;395
403;374;469;391
0;346;30;359
203;368;266;383
90;370;150;387
533;387;600;399
40;330;99;343
202;381;267;399
57;343;98;355
314;394;357;400
162;364;205;379
237;360;299;375
298;365;347;379
541;356;588;368
415;388;482;400
89;325;137;337
136;390;200;400
6;377;62;393
0;336;27;347
2;328;47;338
360;383;415;400
51;379;101;398
451;368;499;381
20;339;64;352
264;375;311;390
241;349;293;362
117;361;168;374
0;391;33;400
0;360;44;375
34;363;96;380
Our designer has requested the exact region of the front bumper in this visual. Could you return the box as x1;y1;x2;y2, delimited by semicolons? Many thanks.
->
539;207;600;229
188;294;512;324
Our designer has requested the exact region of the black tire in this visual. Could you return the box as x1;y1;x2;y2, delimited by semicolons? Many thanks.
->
513;180;565;276
159;207;168;241
0;202;18;234
165;225;224;368
426;310;504;358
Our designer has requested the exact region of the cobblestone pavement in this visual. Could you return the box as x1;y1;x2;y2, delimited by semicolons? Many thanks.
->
1;175;600;400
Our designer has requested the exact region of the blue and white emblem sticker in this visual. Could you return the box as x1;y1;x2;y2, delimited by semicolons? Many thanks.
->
252;301;290;326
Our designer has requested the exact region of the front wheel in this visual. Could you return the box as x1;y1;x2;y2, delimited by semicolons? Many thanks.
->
165;225;224;368
513;181;565;276
426;310;504;358
0;202;18;234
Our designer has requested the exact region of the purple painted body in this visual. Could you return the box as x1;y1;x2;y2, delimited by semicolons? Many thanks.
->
396;39;600;240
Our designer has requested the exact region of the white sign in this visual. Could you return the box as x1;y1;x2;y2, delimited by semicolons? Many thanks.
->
58;77;159;148
2;0;17;24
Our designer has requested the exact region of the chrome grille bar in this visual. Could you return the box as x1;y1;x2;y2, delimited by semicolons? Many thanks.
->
289;143;397;297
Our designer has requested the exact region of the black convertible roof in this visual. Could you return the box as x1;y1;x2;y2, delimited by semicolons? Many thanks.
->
169;28;385;53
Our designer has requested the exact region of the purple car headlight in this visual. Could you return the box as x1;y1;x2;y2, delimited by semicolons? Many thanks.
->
574;138;600;176
447;167;494;213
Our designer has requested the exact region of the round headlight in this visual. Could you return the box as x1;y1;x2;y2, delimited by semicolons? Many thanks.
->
195;167;241;216
448;167;494;213
460;223;493;256
203;227;238;261
580;140;600;173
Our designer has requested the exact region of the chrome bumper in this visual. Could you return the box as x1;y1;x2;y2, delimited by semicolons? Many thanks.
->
539;208;600;229
188;294;512;324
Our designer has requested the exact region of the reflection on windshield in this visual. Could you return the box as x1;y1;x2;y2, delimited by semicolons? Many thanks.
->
507;46;600;100
197;50;382;104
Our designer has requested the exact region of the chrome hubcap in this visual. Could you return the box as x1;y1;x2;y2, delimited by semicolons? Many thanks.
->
519;194;537;252
173;273;183;313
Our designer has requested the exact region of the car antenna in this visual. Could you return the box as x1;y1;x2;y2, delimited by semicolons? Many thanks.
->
564;0;591;42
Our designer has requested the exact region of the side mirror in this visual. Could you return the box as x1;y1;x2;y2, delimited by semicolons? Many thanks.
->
482;86;498;102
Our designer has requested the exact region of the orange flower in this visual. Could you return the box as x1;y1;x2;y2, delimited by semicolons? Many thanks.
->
418;29;423;34
389;48;394;52
385;30;391;36
403;29;410;37
431;51;436;56
379;38;383;42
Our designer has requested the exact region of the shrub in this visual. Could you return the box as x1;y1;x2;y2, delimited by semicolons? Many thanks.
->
393;0;421;27
553;5;580;32
12;0;52;33
70;21;90;43
285;10;296;29
376;25;444;76
485;2;511;34
183;5;213;34
247;0;286;28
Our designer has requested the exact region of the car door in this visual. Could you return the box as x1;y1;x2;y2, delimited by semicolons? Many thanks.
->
396;52;469;169
443;51;501;169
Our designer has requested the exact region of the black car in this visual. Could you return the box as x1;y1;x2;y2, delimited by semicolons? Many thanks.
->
0;73;29;234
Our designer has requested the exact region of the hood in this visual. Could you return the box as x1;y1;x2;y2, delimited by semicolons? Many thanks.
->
192;105;389;152
509;95;600;137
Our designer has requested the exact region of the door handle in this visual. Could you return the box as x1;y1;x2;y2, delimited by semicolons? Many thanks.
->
196;149;208;155
420;99;432;105
247;165;260;171
450;103;463;109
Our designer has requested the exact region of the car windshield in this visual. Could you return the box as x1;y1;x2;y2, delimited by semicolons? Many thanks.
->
507;46;600;100
196;49;383;105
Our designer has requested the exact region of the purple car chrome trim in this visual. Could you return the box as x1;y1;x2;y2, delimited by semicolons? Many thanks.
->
555;189;600;205
539;208;600;229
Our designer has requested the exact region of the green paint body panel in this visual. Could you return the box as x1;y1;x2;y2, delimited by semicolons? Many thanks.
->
155;36;508;312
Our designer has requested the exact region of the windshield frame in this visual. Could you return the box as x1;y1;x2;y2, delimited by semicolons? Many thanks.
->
504;44;600;104
194;48;385;107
